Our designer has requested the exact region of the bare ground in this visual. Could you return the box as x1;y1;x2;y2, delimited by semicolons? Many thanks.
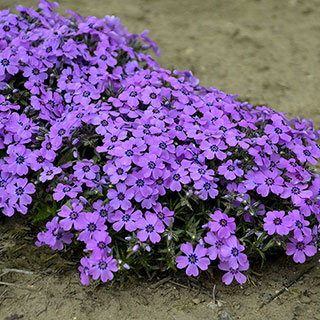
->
1;0;320;319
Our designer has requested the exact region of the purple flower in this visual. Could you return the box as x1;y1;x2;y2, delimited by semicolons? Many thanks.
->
288;210;311;241
77;211;107;243
39;164;62;182
200;139;227;160
136;212;164;243
118;85;141;107
0;49;19;75
165;167;191;192
286;236;317;263
42;217;73;251
218;160;243;181
220;236;248;269
104;159;130;184
218;260;249;285
281;183;313;205
189;164;214;181
152;203;174;227
254;169;284;197
176;242;210;277
79;257;91;286
86;231;112;259
263;210;292;235
4;144;31;176
88;255;118;282
204;232;225;260
194;179;219;200
112;208;142;232
73;160;100;180
107;183;134;210
208;210;236;238
53;183;82;201
58;202;84;231
264;123;291;144
7;178;35;209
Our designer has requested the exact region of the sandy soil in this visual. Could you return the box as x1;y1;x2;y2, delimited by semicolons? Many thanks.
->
1;0;320;319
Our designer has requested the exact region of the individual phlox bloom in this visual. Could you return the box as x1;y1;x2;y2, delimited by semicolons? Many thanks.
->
218;260;249;285
92;200;113;221
53;183;82;201
204;232;225;260
141;86;162;108
189;164;214;181
39;164;62;182
88;254;118;282
112;208;142;232
4;144;31;176
165;167;191;192
175;242;210;277
137;153;165;179
136;212;165;243
78;257;91;286
287;210;311;241
208;210;236;238
7;178;35;208
218;160;243;181
152;203;174;227
280;182;313;205
107;183;134;210
86;231;112;259
264;123;291;144
286;236;317;263
73;84;101;105
74;160;100;180
118;85;141;107
110;139;143;166
263;210;292;235
77;211;107;242
220;236;248;269
126;172;153;198
225;131;250;150
194;179;219;200
200;139;227;161
254;169;284;197
42;217;73;250
104;160;130;184
0;49;19;75
58;202;84;231
293;145;318;166
297;198;319;217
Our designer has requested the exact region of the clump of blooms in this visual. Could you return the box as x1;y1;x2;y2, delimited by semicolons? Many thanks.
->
1;0;320;286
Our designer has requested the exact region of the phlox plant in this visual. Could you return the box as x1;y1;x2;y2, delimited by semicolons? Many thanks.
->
0;0;320;286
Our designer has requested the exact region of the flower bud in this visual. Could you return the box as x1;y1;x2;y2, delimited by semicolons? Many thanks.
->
145;245;151;252
132;244;140;252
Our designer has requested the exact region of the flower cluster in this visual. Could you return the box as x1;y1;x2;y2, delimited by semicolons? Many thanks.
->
0;0;319;286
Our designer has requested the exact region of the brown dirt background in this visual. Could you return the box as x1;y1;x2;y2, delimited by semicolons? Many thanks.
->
1;0;320;319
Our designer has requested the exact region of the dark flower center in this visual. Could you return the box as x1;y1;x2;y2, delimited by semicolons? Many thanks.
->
58;129;66;136
296;242;305;251
125;149;134;157
210;145;219;152
16;155;25;164
87;222;97;232
188;253;198;264
117;192;125;200
266;178;274;186
98;261;108;270
122;214;130;222
83;166;90;172
150;93;157;99
273;217;282;225
70;212;78;220
83;91;91;97
136;179;145;187
15;187;24;196
274;127;282;134
148;161;156;169
303;150;311;156
295;220;303;229
129;91;138;97
173;173;181;181
227;165;235;171
292;187;300;195
219;219;227;226
231;247;239;257
204;182;211;190
101;120;108;126
3;25;10;32
116;168;124;175
1;59;10;66
145;224;154;233
159;142;167;150
63;187;71;192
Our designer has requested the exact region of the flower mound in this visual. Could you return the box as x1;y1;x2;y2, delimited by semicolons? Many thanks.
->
0;0;319;286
